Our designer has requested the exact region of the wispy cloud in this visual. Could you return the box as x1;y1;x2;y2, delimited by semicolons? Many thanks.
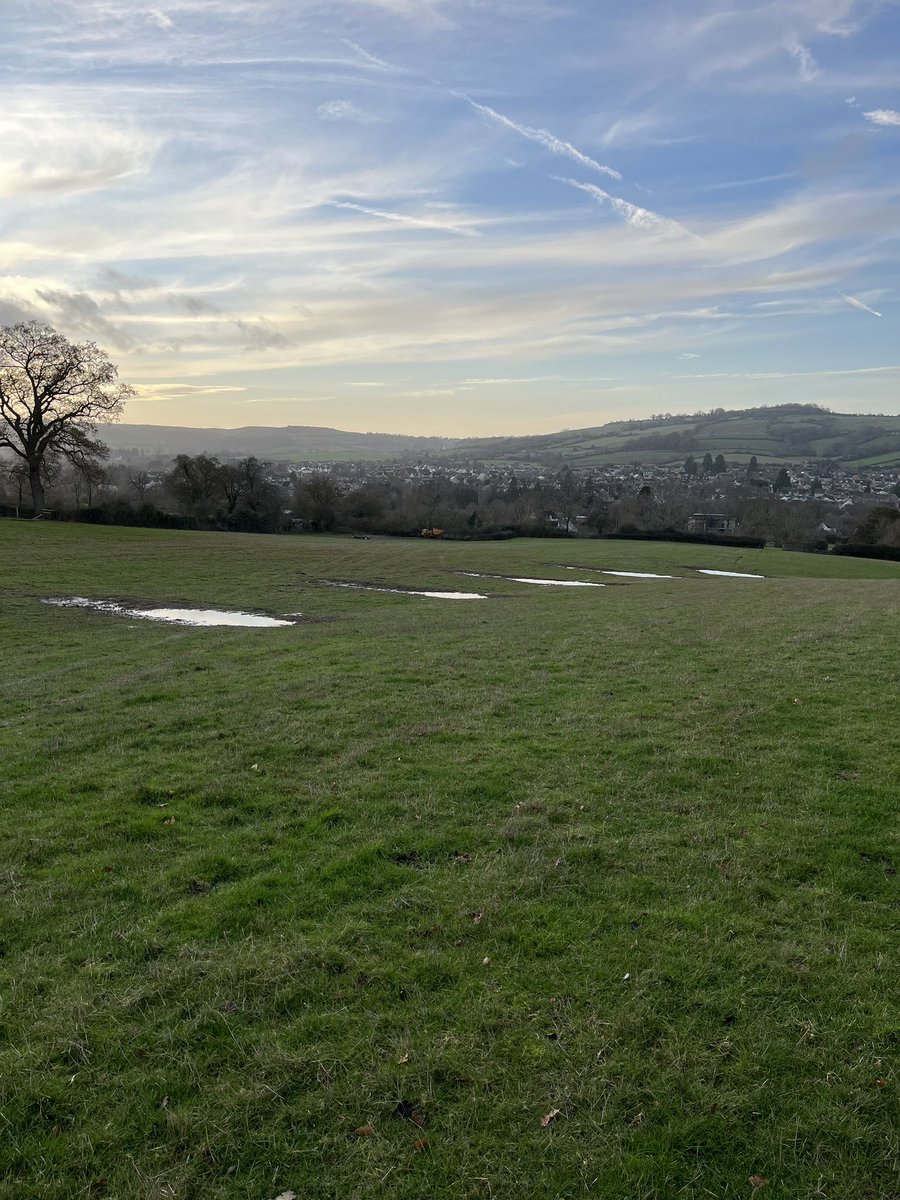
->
317;99;382;124
840;291;883;317
462;97;622;181
135;383;248;399
148;8;174;31
331;200;481;236
554;176;691;236
864;109;900;127
677;366;900;381
341;39;399;72
786;37;819;83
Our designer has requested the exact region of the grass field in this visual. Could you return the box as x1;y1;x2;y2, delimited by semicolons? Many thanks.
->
1;521;898;1200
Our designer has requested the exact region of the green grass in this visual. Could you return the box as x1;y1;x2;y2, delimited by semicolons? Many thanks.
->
1;521;897;1199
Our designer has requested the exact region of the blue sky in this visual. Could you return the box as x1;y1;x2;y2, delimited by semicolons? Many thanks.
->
2;0;899;434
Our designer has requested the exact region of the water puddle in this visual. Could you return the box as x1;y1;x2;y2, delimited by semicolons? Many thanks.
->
459;572;605;588
601;570;674;579
323;581;487;600
561;566;675;579
43;598;295;627
696;569;765;579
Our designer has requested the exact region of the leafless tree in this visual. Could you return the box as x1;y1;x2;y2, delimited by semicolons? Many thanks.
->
128;469;152;503
0;322;133;515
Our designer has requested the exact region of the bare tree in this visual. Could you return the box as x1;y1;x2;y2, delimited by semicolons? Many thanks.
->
128;469;152;503
0;322;133;516
71;457;107;508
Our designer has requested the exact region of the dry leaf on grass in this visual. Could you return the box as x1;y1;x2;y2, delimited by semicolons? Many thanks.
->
353;1124;376;1137
749;1176;768;1190
274;1192;297;1200
541;1108;562;1127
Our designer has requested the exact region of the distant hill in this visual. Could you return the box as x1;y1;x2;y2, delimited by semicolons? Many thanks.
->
99;406;900;469
100;423;458;462
447;406;900;470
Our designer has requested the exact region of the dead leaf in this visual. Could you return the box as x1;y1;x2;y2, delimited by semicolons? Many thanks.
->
749;1176;768;1190
541;1108;562;1127
482;956;491;966
161;1095;169;1109
472;912;483;925
274;1192;297;1200
398;1053;410;1064
627;1111;645;1128
353;1123;376;1137
413;1138;429;1151
411;1109;427;1128
163;817;176;826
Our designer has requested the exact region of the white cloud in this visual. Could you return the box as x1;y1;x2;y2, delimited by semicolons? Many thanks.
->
554;176;691;237
786;37;819;82
864;109;900;127
330;200;482;236
341;39;399;71
840;291;882;317
677;365;900;381
462;97;622;181
148;8;174;30
0;104;158;198
317;99;381;123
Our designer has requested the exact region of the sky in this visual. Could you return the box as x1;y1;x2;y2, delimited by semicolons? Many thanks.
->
2;0;900;436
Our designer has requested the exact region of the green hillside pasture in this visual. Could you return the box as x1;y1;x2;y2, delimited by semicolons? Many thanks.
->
1;522;898;1199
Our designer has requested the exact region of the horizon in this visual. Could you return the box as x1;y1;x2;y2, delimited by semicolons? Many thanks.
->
101;401;900;441
4;1;900;433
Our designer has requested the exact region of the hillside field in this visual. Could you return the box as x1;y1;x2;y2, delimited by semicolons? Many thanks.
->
97;407;900;469
1;522;898;1199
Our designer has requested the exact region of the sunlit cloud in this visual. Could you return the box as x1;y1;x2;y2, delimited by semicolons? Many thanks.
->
0;0;897;432
840;291;882;317
864;109;900;126
462;97;622;181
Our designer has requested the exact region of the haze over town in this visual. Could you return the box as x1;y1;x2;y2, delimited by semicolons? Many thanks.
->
3;0;900;434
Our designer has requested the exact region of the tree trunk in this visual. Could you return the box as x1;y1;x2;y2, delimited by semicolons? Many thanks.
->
29;462;45;517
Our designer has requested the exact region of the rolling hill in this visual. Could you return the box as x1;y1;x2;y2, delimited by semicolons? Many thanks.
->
99;423;457;462
100;406;900;469
447;406;900;470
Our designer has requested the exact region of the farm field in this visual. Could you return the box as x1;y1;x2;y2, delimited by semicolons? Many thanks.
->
1;521;898;1200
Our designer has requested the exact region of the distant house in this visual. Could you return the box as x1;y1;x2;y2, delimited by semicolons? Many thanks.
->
687;512;737;534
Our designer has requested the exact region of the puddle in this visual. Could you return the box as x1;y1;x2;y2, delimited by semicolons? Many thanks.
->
603;570;674;579
43;598;295;627
696;569;765;579
511;577;605;588
460;572;605;588
324;581;487;600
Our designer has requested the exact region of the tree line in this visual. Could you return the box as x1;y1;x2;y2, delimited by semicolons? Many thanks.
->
2;322;898;553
